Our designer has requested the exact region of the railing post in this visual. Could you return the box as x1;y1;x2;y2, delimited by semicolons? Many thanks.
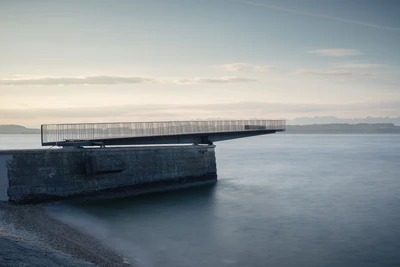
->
40;119;286;145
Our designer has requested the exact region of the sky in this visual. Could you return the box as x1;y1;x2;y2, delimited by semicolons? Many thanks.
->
1;0;399;127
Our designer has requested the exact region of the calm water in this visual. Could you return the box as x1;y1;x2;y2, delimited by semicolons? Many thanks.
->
0;134;43;150
2;134;400;267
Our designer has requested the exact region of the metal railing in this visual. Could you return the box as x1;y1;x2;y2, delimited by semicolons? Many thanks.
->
41;120;286;145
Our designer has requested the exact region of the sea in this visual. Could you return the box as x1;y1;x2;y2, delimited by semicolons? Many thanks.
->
1;134;400;267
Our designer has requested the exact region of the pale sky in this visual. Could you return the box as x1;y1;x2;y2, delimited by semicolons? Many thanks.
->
1;0;399;127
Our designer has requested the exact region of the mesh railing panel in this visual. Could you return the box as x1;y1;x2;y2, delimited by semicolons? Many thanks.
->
41;120;286;144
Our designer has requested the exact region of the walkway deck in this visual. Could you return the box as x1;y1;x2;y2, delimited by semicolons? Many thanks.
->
41;120;286;146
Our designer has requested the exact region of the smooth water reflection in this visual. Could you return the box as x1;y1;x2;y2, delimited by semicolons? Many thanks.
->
4;134;400;267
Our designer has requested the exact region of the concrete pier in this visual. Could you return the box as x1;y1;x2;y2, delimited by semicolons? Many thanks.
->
0;119;285;203
0;145;216;203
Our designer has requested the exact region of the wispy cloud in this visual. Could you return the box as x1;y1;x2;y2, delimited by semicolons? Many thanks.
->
333;62;387;69
309;49;362;57
173;76;257;84
293;69;376;78
0;76;155;86
0;75;257;86
220;63;273;72
2;101;399;123
237;0;400;31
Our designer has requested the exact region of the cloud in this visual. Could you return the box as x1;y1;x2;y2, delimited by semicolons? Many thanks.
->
220;63;273;72
0;75;155;86
172;76;257;84
2;101;399;126
0;75;257;86
237;1;400;32
293;69;375;77
333;63;387;69
309;49;362;57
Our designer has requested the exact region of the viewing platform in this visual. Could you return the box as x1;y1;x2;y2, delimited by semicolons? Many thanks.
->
41;119;286;147
2;119;285;203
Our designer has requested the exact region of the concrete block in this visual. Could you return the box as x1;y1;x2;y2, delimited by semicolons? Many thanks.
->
2;145;217;203
0;154;12;201
86;155;126;174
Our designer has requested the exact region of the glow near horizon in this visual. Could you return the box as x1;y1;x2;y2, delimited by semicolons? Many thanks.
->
0;0;399;127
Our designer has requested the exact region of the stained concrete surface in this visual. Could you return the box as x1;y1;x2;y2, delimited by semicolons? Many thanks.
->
0;155;12;201
0;145;216;203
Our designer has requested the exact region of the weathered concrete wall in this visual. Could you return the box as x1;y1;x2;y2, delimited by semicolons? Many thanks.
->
0;155;12;201
0;145;216;203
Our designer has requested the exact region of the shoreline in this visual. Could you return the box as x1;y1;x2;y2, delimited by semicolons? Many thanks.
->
0;202;132;267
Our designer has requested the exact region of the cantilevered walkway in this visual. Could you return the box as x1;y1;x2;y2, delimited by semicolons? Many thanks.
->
41;120;286;147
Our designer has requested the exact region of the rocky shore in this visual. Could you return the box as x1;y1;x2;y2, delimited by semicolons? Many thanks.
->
0;202;132;267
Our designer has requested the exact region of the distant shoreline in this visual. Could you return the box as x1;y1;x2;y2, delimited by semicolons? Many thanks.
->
284;123;400;134
2;133;400;135
1;123;400;135
0;125;40;134
0;133;41;134
281;133;400;135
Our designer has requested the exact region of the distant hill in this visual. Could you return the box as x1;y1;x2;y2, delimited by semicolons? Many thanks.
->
0;125;40;134
288;116;400;126
284;123;400;134
2;123;400;135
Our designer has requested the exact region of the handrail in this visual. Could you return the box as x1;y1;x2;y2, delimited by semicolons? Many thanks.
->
41;119;286;145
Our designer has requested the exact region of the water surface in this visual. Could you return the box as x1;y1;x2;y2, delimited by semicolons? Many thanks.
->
2;134;400;267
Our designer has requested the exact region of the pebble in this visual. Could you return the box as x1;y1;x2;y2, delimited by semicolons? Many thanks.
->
0;202;133;267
